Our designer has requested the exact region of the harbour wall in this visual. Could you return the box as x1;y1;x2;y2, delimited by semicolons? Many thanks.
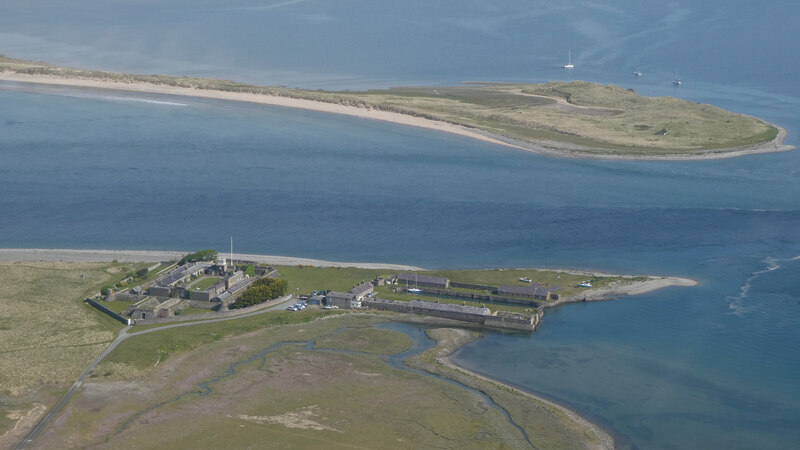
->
363;298;537;332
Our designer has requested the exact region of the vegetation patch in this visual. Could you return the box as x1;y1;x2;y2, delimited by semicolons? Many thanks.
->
190;276;221;291
314;327;412;355
230;277;288;309
178;249;217;266
42;317;549;449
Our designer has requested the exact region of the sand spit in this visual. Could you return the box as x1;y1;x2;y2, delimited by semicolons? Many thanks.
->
0;248;424;271
0;72;792;160
548;275;698;308
0;72;522;152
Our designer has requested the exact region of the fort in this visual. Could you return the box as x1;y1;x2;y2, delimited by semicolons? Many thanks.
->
362;298;541;332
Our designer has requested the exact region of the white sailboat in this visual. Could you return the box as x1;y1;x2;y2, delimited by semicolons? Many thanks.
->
563;51;574;69
673;71;682;86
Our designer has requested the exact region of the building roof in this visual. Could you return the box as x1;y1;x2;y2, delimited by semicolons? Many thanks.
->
498;284;550;297
228;277;253;294
327;291;355;300
349;282;373;295
397;273;448;286
206;279;227;293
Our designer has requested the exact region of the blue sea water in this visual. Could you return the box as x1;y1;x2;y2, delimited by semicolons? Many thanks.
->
1;1;800;448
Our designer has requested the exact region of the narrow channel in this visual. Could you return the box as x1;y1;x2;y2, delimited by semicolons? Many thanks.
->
113;324;534;448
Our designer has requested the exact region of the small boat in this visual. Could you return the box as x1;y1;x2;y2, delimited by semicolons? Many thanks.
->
578;281;592;288
563;51;574;69
408;288;422;294
519;277;533;283
672;71;682;86
633;70;642;77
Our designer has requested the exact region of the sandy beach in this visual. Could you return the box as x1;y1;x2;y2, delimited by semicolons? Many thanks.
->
0;72;525;152
0;72;792;160
0;248;423;271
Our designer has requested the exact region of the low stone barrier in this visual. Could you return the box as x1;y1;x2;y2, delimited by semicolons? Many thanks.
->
85;298;130;325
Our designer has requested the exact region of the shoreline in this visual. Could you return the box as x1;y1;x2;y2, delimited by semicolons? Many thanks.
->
0;72;792;161
0;249;697;300
547;275;698;308
423;327;615;449
0;248;425;271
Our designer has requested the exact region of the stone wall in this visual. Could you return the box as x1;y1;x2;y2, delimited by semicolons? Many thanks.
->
85;298;130;325
131;294;293;325
484;310;540;332
363;299;489;324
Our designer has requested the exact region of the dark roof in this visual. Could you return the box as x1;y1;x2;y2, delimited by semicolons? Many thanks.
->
155;263;207;287
397;273;448;285
498;284;550;297
327;291;355;300
228;277;253;294
349;282;373;295
205;279;227;293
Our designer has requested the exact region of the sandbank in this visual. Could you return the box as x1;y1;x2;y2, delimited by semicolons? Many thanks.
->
0;72;792;160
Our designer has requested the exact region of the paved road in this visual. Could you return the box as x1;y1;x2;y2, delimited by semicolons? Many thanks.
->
15;295;296;449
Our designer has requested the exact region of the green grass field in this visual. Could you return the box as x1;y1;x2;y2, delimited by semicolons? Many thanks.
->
276;265;391;295
190;276;221;291
1;56;780;157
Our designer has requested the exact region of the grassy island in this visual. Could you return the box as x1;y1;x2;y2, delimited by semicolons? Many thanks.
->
0;55;791;159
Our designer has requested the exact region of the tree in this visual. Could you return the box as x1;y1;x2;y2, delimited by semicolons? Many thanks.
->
179;249;218;265
230;278;288;309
